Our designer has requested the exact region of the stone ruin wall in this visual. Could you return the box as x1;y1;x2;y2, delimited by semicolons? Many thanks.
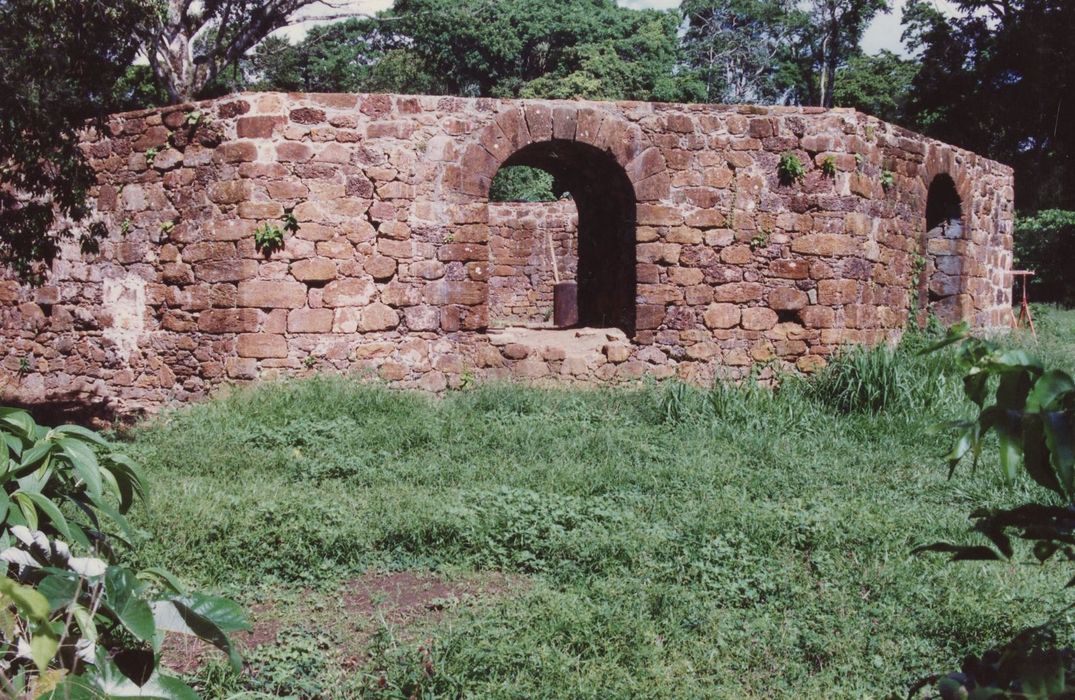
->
0;92;1014;415
489;199;578;326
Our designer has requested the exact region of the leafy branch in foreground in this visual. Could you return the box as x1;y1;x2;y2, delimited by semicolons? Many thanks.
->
0;407;247;698
912;325;1075;699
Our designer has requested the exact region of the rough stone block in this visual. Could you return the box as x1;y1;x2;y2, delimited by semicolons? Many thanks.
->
703;303;740;329
768;287;808;311
720;245;752;265
712;282;765;303
790;234;861;257
291;258;337;283
237;116;282;138
364;256;397;281
359;302;400;331
769;259;810;279
238;280;308;308
741;307;778;331
322;278;375;307
209;181;249;204
198;308;259;334
237;333;287;358
287;308;333;333
818;279;859;305
799;306;835;328
238;201;284;219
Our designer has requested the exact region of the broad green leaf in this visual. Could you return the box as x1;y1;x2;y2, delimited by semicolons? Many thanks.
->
30;622;61;672
989;349;1037;373
152;593;248;670
0;575;51;620
14;491;38;530
18;441;53;472
993;405;1024;484
21;491;73;541
103;566;155;643
1042;411;1075;498
45;655;199;700
72;604;98;644
137;567;188;596
37;573;81;613
52;424;109;446
58;438;102;497
1023;414;1063;496
1028;370;1075;411
3;431;23;459
996;370;1033;414
922;322;969;354
106;453;147;508
0;407;36;435
946;426;976;476
0;490;10;524
91;496;137;544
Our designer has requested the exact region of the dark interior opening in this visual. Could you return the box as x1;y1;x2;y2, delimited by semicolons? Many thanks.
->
920;174;965;323
926;175;963;232
492;140;637;334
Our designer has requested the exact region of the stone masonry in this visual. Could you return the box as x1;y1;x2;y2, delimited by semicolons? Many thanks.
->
489;199;578;326
0;92;1014;414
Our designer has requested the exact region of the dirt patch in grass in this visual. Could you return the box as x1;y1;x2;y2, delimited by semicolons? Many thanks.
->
161;569;525;676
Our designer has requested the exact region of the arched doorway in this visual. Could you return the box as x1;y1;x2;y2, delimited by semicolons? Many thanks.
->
920;174;965;324
488;140;637;334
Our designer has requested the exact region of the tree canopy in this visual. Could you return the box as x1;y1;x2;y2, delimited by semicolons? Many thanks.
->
903;0;1075;211
0;0;155;281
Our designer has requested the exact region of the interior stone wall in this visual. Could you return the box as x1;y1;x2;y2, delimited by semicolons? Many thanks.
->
488;199;577;326
0;92;1014;415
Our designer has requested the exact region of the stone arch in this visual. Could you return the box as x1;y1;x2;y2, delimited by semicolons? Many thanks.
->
919;172;967;324
453;104;669;335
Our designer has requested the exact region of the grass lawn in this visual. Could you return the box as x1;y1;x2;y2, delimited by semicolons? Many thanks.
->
118;308;1075;698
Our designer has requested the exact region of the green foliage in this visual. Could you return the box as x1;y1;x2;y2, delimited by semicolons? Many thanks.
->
912;326;1075;698
1014;210;1075;306
388;0;687;101
283;210;300;234
488;166;558;203
821;155;837;177
680;0;808;104
881;169;895;190
808;337;955;415
833;50;918;123
778;152;806;184
253;223;285;255
248;21;445;96
0;407;248;697
805;0;891;108
903;0;1075;211
0;0;155;282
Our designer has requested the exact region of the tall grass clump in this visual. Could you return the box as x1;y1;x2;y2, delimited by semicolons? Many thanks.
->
808;335;958;415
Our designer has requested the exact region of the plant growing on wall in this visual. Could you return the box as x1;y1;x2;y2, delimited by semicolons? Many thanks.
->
0;407;247;697
821;155;837;177
778;152;806;185
880;169;895;191
254;222;286;255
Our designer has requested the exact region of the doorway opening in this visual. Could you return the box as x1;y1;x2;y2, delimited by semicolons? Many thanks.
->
919;174;965;324
487;140;637;338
